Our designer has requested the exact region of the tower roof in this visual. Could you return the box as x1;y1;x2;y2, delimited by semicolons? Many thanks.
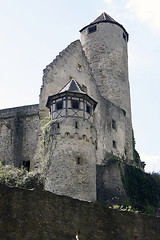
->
46;79;97;109
80;12;128;40
58;79;85;94
91;12;116;24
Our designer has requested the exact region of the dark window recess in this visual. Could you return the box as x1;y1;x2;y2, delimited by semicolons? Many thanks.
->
112;120;116;130
23;161;30;171
77;157;81;165
86;104;91;114
123;32;126;41
72;100;79;109
88;25;97;34
75;121;78;129
113;140;117;149
77;64;82;72
57;122;60;128
56;100;63;110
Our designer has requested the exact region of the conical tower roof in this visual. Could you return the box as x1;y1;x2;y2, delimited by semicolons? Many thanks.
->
90;12;116;24
80;12;128;40
46;79;97;109
58;79;85;94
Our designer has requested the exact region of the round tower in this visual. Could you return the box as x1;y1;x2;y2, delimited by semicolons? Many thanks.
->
80;12;131;120
44;79;97;201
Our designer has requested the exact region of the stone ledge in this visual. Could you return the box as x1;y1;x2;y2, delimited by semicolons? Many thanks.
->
0;104;39;119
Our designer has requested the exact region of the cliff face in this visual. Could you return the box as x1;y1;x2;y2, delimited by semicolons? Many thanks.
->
0;184;159;240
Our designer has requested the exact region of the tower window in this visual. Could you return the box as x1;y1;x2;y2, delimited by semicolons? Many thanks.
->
77;64;82;72
88;25;97;34
75;121;78;129
86;104;91;115
113;140;117;149
112;120;116;130
123;32;126;41
72;100;79;109
56;100;63;110
76;157;82;165
23;161;30;172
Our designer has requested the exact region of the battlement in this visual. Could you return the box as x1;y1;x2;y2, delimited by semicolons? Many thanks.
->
44;118;97;144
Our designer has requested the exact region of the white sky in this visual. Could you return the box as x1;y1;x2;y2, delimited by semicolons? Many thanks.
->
0;0;160;173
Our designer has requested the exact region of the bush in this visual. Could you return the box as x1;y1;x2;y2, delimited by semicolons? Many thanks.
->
122;164;160;214
0;162;44;190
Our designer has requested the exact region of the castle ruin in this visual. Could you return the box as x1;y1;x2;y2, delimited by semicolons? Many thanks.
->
0;13;136;202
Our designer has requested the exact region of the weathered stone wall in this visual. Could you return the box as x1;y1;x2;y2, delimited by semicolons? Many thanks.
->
97;162;127;206
0;104;39;170
44;118;97;201
80;21;133;161
0;184;160;240
39;40;129;164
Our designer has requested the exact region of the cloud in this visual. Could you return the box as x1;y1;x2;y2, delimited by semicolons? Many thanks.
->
104;0;112;5
127;0;160;32
140;153;160;173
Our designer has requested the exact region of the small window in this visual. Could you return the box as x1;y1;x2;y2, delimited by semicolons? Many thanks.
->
123;32;126;41
88;25;97;34
77;64;82;72
86;104;91;115
56;100;63;110
75;121;78;129
23;161;30;171
76;157;82;165
112;120;116;130
72;100;79;109
113;140;117;149
57;122;60;128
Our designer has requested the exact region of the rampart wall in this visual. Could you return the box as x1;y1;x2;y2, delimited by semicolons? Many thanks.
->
0;104;39;169
0;184;159;240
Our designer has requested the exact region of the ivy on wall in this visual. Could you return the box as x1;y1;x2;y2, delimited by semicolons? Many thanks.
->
122;164;160;214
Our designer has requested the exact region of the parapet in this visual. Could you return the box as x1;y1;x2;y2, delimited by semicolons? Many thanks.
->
0;104;39;119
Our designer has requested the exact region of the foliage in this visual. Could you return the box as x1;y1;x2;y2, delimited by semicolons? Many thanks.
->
122;164;160;215
132;130;141;168
105;157;120;167
110;204;136;212
0;162;44;190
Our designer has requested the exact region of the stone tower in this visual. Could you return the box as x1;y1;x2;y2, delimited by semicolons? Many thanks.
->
44;79;97;201
80;12;131;118
80;12;133;161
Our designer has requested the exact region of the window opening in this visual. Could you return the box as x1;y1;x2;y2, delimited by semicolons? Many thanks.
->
123;32;126;41
77;64;82;72
113;140;117;149
112;120;116;130
88;25;97;34
23;161;30;172
75;121;78;129
56;100;63;110
72;100;79;109
86;104;91;114
76;157;81;165
57;122;60;128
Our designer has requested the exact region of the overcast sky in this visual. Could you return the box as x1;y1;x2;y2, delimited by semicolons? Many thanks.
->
0;0;160;173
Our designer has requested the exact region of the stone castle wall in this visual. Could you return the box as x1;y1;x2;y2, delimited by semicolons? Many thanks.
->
80;22;133;161
40;40;129;164
0;104;39;170
0;184;159;240
44;118;97;201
